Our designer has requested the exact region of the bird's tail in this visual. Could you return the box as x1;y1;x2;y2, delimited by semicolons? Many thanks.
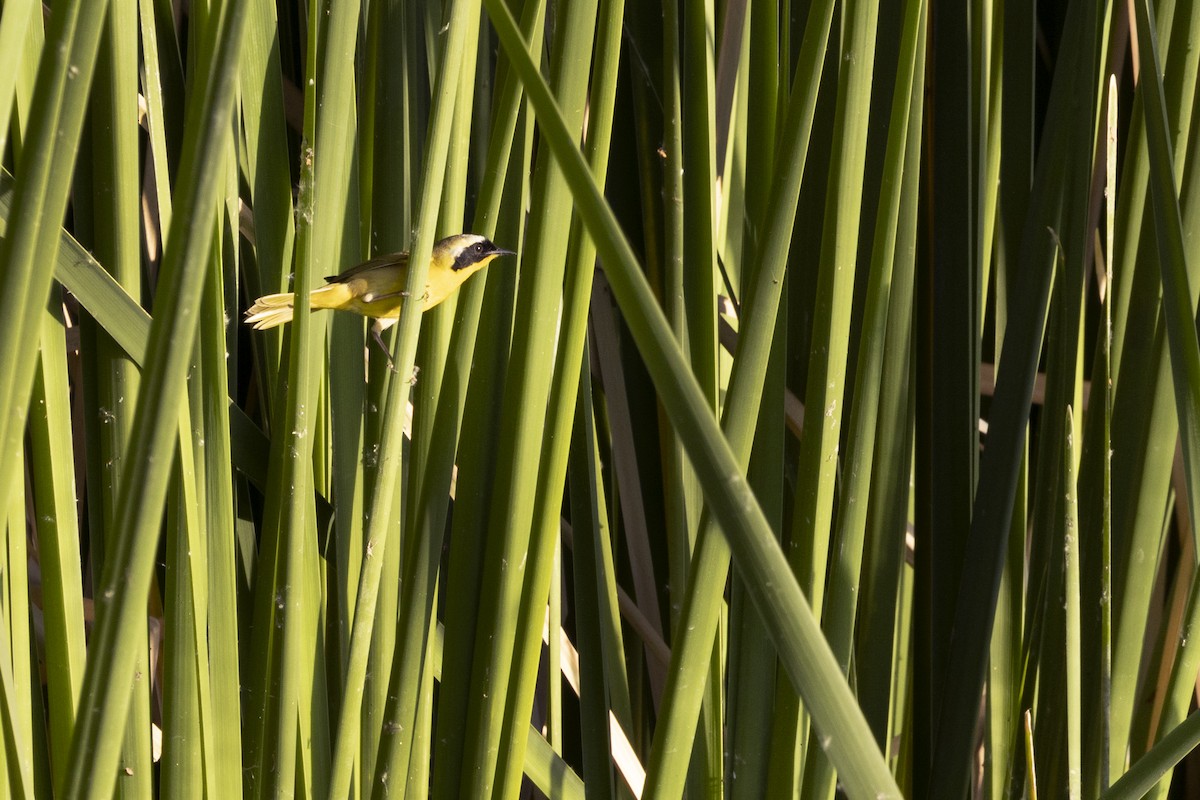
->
245;283;355;330
245;293;296;330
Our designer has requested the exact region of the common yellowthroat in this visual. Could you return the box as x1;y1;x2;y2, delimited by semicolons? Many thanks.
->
245;233;514;363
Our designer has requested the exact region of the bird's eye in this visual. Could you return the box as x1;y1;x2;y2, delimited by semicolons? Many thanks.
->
474;243;484;253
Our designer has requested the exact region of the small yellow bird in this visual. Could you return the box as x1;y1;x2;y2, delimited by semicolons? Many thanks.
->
245;233;514;362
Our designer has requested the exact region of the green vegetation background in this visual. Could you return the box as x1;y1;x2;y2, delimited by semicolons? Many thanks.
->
1;0;1198;797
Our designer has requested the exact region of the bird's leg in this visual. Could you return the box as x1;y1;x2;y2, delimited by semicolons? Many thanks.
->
370;321;397;372
366;289;410;302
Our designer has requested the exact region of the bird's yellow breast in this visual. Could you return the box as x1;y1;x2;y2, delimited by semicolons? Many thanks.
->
327;259;485;319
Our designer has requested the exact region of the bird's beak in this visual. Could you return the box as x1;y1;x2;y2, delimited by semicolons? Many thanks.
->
494;248;516;258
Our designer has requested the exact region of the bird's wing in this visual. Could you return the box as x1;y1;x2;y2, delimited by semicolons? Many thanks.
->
325;251;410;283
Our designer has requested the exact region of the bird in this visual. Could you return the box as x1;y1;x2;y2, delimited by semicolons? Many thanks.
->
245;233;514;366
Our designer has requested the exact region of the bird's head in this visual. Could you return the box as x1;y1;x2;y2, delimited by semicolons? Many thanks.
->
436;234;516;272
